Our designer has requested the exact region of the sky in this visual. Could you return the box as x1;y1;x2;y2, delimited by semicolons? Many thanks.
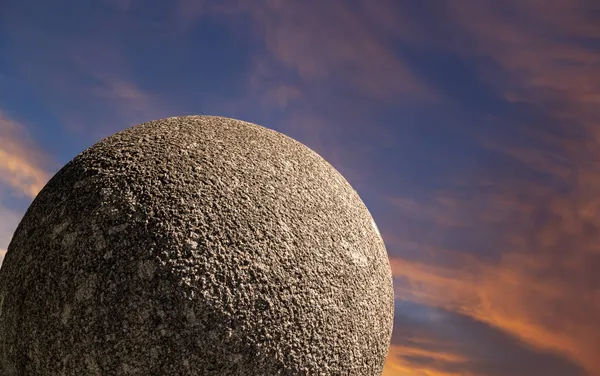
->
1;0;600;375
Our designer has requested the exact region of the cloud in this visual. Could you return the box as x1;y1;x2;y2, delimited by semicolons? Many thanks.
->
382;300;585;376
384;343;471;376
179;0;438;103
3;3;172;142
0;111;50;198
386;178;600;374
51;41;168;140
367;2;600;373
414;0;600;130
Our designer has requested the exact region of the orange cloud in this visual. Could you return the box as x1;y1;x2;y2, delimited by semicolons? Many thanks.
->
387;187;600;374
0;111;50;198
383;343;471;376
383;357;467;376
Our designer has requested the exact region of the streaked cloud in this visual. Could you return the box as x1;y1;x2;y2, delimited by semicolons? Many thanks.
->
390;251;596;373
386;169;600;373
54;42;168;140
382;300;585;376
177;0;438;102
373;1;600;373
3;4;172;142
0;111;50;198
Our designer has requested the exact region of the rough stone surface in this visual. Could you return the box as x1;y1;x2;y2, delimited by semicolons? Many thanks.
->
0;115;394;375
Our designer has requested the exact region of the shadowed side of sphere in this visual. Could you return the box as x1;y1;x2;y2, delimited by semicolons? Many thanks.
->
0;115;394;375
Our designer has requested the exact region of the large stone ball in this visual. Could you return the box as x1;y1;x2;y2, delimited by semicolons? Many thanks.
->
0;116;394;375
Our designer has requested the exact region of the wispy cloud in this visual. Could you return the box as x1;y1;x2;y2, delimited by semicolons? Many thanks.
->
390;251;595;372
54;40;169;139
0;111;50;198
3;4;172;142
383;299;586;376
179;0;438;102
386;175;600;373
374;1;600;373
384;342;471;376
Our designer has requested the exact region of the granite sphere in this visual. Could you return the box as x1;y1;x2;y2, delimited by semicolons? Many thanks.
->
0;115;394;375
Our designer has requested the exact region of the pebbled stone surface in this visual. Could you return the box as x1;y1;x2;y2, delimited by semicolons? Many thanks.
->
0;115;394;375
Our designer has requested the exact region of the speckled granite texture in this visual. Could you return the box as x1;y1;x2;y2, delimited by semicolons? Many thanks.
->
0;115;394;375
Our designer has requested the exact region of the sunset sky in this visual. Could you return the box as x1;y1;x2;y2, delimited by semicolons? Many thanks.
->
2;1;600;375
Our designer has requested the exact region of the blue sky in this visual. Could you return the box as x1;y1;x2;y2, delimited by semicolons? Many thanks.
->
2;1;600;374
